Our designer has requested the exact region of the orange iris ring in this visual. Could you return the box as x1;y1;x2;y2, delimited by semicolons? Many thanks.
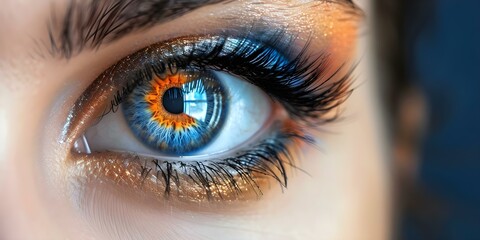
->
144;74;198;132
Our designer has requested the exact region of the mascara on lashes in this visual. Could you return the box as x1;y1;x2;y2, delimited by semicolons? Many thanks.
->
66;33;353;202
102;33;352;124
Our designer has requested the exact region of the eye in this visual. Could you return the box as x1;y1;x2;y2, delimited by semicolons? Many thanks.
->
66;33;353;203
80;70;272;156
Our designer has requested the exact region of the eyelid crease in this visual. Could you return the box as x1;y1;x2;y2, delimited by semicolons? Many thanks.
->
62;31;354;206
62;31;354;146
103;32;353;124
44;0;362;59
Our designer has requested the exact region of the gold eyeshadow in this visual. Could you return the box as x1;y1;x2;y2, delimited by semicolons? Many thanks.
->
56;1;361;209
61;35;310;204
67;119;308;207
69;152;277;204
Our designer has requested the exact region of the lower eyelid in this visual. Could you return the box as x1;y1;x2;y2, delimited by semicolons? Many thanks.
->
70;153;268;203
62;32;350;211
68;121;307;206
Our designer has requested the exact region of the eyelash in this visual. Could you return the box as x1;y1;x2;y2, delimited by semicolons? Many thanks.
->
135;126;310;200
76;31;353;201
104;32;352;125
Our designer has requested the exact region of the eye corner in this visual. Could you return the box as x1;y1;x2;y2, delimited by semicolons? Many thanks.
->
61;31;335;209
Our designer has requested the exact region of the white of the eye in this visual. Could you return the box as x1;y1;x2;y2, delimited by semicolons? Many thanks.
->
80;71;272;158
193;71;272;155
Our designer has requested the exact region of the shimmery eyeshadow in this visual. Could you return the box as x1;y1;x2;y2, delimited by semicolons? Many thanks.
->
69;122;304;205
65;31;353;204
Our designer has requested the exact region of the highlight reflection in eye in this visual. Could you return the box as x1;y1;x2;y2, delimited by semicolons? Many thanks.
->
124;71;227;154
82;69;273;157
68;32;352;203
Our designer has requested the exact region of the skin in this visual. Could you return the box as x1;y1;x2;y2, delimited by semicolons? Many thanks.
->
0;0;391;239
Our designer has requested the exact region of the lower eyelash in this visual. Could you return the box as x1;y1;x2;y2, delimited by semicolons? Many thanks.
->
72;124;311;202
67;32;353;203
147;130;305;200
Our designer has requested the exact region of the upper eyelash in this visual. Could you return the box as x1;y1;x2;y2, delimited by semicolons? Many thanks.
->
71;32;354;201
104;31;354;126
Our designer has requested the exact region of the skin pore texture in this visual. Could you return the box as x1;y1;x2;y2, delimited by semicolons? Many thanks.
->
0;0;390;239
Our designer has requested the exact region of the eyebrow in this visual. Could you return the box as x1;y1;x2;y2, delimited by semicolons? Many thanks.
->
47;0;358;59
47;0;229;58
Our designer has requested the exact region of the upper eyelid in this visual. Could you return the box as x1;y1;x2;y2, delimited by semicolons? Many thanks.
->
62;33;349;145
101;34;352;125
64;35;338;202
44;0;362;59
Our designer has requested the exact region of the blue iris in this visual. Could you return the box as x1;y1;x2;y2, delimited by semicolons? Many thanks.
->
122;71;227;154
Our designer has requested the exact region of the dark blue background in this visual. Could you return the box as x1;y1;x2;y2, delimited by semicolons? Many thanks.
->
404;0;480;239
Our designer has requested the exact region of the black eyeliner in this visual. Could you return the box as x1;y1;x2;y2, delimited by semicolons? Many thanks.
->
101;31;353;126
69;32;354;201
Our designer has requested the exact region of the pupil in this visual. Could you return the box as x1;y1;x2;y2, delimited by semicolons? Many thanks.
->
162;87;184;114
